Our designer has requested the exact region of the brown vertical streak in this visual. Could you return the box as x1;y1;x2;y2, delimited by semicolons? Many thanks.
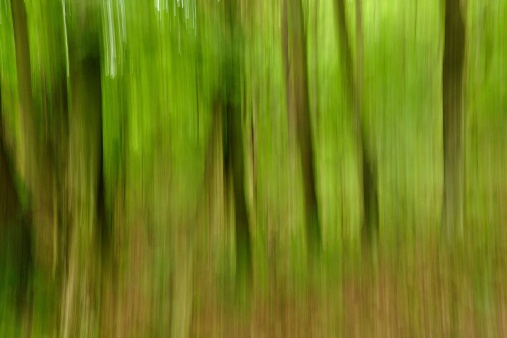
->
9;1;35;334
250;63;258;219
10;0;37;189
334;0;379;245
228;0;252;285
0;93;20;223
442;0;466;236
282;0;322;256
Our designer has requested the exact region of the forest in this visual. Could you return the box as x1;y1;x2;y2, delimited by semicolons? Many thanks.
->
1;0;507;336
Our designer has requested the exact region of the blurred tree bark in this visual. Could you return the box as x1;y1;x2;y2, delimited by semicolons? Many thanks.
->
333;0;379;247
11;0;69;309
60;1;104;335
442;0;466;238
312;0;320;126
282;0;322;258
62;55;103;338
11;0;76;334
0;88;33;338
9;0;41;334
225;0;252;290
203;0;253;294
0;91;21;246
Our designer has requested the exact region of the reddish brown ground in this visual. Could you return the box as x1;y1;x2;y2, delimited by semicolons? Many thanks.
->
190;242;507;338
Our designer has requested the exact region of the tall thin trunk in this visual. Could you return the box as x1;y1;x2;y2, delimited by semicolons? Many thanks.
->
12;0;68;293
221;0;253;289
1;90;33;338
313;0;320;127
334;0;379;246
62;28;103;335
9;1;36;335
204;82;253;290
250;63;258;228
282;0;296;146
226;87;253;289
10;0;39;190
282;0;322;258
442;0;466;238
0;92;21;225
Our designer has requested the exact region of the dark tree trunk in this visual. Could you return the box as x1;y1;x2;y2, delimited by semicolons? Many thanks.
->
11;1;67;299
61;20;103;334
228;39;252;289
10;0;39;187
0;91;33;330
282;0;322;258
217;0;253;288
205;81;253;290
442;0;466;237
12;0;74;328
225;96;253;288
0;94;21;224
334;0;379;246
9;1;36;334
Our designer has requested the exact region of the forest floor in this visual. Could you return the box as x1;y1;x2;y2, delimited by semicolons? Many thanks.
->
191;238;507;338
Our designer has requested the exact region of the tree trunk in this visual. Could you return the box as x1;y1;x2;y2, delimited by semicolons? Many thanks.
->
442;0;466;238
200;0;253;292
223;0;253;290
0;93;21;225
282;0;322;257
11;0;68;306
334;0;379;246
313;0;320;127
0;88;34;338
9;1;38;335
61;34;103;337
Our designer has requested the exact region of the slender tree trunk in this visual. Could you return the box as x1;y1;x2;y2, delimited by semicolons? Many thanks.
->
333;0;379;246
0;90;34;338
282;0;295;146
205;82;253;291
0;92;21;229
250;64;258;229
226;91;253;289
313;0;320;127
9;1;38;335
204;0;252;291
229;0;252;290
11;0;72;333
442;0;466;238
61;24;103;336
282;0;323;259
10;0;35;177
